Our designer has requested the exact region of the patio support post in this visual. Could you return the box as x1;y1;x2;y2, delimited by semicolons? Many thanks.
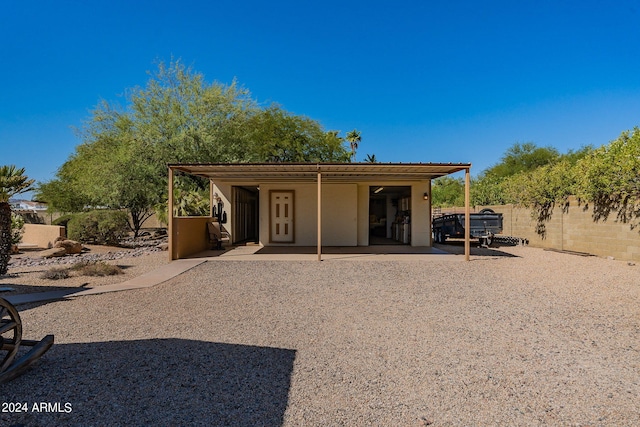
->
317;167;322;261
168;166;175;261
427;179;433;246
464;167;471;261
209;179;214;217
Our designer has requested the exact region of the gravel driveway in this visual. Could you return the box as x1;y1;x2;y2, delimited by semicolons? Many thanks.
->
1;245;639;426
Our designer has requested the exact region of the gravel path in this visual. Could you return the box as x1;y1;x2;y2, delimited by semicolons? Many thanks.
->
1;245;639;426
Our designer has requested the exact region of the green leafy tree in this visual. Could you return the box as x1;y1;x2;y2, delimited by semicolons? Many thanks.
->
37;60;351;237
246;106;350;162
503;159;579;235
484;142;559;179
0;166;34;275
575;127;640;228
472;142;562;205
432;176;465;207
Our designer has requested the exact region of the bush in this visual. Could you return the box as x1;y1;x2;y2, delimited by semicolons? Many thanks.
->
67;210;129;245
41;261;123;280
41;267;70;280
52;214;75;228
75;261;123;276
11;213;25;245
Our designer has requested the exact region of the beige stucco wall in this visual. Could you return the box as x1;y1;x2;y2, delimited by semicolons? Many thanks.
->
171;216;212;259
322;184;358;246
257;183;358;246
357;184;370;245
411;181;432;246
207;179;436;250
21;224;66;248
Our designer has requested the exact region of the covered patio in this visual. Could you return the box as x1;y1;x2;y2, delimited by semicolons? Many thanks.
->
167;162;472;261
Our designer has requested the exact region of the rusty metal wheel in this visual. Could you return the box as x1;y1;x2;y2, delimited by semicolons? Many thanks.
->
0;298;22;373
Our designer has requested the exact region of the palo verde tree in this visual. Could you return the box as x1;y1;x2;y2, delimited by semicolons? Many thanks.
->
0;165;34;275
36;60;352;236
245;105;350;162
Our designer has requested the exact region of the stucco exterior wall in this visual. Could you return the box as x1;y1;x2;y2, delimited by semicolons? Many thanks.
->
357;184;370;246
257;183;358;246
208;178;436;249
171;216;212;259
322;184;358;246
21;224;65;248
411;182;432;246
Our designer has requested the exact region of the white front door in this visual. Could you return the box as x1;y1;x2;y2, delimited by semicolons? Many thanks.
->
270;191;294;243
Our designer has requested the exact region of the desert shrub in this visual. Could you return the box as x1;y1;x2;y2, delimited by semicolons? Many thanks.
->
11;213;25;245
52;214;75;228
76;261;123;277
67;210;129;245
41;267;70;280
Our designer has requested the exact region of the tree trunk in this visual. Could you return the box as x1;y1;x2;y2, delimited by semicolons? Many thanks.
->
0;202;12;275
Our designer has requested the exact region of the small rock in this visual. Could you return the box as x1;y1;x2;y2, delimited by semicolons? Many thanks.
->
156;243;169;251
153;229;167;237
628;262;636;266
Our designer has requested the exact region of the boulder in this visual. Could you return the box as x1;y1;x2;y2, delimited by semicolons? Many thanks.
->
39;247;67;258
156;243;169;251
54;239;83;254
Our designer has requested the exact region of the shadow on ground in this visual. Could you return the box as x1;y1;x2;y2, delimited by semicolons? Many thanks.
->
1;283;86;307
434;240;521;257
255;245;446;255
0;338;296;426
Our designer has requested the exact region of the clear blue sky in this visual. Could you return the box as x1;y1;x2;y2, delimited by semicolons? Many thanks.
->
2;0;640;199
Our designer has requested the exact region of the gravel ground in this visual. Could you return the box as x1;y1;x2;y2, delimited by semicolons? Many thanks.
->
0;245;168;295
1;245;639;426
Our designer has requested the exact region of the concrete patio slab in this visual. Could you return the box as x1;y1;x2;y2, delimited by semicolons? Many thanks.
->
190;244;457;261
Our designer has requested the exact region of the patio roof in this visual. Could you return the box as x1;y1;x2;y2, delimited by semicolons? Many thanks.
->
167;162;471;183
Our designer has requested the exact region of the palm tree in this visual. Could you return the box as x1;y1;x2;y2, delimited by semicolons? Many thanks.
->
346;129;361;162
0;166;34;275
365;153;377;163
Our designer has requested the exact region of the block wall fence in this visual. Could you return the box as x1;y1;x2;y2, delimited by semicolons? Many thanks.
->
439;196;640;262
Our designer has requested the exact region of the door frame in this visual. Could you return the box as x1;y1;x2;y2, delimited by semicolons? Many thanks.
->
269;190;295;243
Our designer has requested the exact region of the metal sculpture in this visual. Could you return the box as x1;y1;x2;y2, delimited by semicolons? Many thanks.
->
0;298;54;383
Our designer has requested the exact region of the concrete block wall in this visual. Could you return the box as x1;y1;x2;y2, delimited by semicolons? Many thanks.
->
438;197;640;262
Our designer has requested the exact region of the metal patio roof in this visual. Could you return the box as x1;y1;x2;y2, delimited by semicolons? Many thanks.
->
168;162;471;183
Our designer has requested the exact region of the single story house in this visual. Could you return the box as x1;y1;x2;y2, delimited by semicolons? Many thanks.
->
167;162;472;261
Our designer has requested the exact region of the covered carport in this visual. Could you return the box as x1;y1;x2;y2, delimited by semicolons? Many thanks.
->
167;162;472;261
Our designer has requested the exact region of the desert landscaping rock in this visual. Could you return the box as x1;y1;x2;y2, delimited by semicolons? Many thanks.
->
38;247;67;258
1;245;638;426
53;239;83;254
